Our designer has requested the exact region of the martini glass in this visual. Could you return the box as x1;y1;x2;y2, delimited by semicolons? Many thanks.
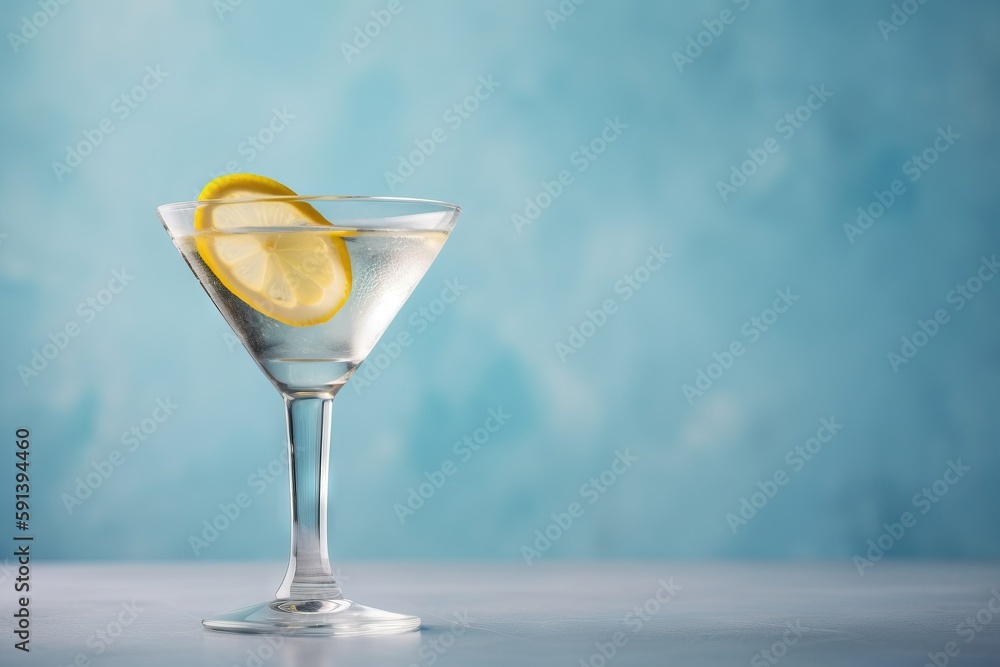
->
157;195;460;635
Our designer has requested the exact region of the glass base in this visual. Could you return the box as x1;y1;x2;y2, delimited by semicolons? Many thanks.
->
203;598;421;636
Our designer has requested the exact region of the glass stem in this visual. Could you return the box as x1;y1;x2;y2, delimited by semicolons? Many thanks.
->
276;394;343;600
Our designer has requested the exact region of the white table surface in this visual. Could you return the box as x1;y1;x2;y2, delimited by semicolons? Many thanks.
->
3;561;1000;666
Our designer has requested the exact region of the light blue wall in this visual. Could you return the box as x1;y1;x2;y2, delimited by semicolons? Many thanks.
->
1;0;998;563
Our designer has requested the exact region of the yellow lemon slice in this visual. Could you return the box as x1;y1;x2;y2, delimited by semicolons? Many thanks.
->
194;174;352;326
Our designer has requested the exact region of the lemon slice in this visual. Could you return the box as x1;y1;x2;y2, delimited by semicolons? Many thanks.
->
194;174;352;327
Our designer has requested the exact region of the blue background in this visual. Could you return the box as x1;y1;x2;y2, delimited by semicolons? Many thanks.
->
1;0;998;563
